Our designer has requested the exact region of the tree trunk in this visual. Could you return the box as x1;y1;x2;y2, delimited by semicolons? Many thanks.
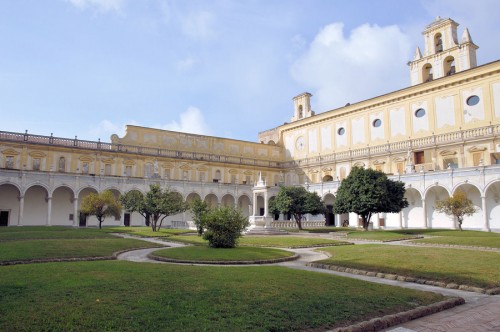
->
152;215;160;232
458;217;463;231
293;214;303;230
98;217;103;229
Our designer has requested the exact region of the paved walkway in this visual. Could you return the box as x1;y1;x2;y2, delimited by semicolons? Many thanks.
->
114;234;500;332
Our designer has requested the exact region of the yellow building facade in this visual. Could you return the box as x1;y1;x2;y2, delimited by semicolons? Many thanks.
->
1;17;499;230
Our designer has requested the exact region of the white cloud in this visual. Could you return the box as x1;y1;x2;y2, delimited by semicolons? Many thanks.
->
88;119;138;140
181;10;216;41
291;22;412;112
176;56;196;71
161;107;212;135
66;0;124;13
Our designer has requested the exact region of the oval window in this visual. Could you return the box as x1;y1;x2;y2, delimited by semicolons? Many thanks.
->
466;95;480;106
372;119;382;127
337;127;345;135
415;108;426;118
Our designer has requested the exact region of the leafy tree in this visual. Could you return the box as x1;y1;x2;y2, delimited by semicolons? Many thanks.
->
120;190;150;226
80;190;122;229
435;190;477;231
269;186;325;230
202;206;249;248
190;197;210;236
333;167;408;231
144;184;188;232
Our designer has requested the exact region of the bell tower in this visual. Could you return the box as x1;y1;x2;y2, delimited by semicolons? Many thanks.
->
291;92;314;122
409;17;478;85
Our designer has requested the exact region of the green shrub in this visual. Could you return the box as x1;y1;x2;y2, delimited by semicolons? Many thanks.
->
202;206;249;248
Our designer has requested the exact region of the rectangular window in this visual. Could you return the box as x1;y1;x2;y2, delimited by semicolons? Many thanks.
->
414;151;425;164
245;175;251;184
82;163;89;174
144;164;153;178
472;152;483;166
5;156;14;169
231;175;236;184
443;158;458;169
33;158;40;171
375;165;382;172
164;169;170;179
396;162;404;174
125;166;132;177
104;164;111;176
199;172;205;182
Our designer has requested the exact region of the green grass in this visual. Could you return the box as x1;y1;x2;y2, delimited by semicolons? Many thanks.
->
386;229;500;248
152;246;295;261
346;230;420;241
106;226;194;237
0;261;445;331
0;238;161;262
0;226;117;241
318;244;500;289
167;234;351;248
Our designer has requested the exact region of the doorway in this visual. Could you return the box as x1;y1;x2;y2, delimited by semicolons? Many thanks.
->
124;213;130;227
0;211;9;226
79;212;87;227
325;205;335;226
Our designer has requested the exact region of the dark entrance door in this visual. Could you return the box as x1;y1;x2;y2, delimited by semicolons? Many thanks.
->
79;212;87;227
325;205;335;226
0;211;9;226
124;213;130;227
259;208;265;216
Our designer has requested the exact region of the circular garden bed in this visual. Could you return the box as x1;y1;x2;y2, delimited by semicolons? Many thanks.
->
149;246;299;264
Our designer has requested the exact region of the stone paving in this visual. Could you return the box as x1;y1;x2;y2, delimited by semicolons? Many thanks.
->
115;234;500;332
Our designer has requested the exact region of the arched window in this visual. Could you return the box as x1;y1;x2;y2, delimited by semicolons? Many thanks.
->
435;33;443;53
322;175;334;182
422;64;433;82
444;56;456;76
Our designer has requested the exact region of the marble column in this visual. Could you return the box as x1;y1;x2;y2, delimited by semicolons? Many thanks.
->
47;196;52;226
18;196;24;226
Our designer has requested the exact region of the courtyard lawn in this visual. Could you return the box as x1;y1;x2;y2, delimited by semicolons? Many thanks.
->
318;244;500;289
0;261;445;331
151;246;295;261
389;229;500;249
167;234;352;248
0;238;161;262
0;226;117;241
106;226;194;237
0;227;162;262
346;230;421;242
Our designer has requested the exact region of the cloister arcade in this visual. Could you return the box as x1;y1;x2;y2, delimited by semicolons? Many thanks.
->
1;176;499;230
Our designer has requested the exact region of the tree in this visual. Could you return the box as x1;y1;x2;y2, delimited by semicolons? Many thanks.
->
80;190;122;229
190;197;209;236
333;167;408;231
144;184;188;232
202;206;249;248
269;186;325;230
120;190;150;226
435;190;477;231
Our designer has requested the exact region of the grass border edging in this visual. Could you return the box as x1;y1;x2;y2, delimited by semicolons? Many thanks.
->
147;252;300;265
332;297;464;332
0;246;166;266
307;263;500;295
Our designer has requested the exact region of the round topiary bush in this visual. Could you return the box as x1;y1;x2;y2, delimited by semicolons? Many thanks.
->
202;206;249;248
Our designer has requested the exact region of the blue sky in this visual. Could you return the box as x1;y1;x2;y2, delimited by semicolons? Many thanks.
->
1;0;499;143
